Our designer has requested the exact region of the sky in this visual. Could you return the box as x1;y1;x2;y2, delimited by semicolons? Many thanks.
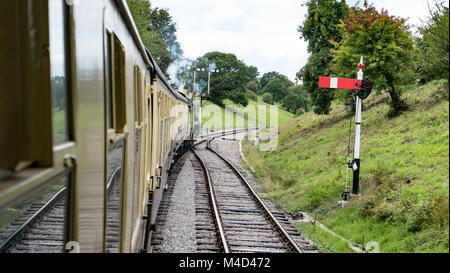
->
151;0;435;82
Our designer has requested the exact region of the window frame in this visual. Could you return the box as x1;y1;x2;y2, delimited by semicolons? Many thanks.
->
0;0;76;249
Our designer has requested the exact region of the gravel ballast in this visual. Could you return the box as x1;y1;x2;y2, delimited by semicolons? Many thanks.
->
157;154;197;253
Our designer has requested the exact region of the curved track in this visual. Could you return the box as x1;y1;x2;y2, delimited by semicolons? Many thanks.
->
191;135;307;253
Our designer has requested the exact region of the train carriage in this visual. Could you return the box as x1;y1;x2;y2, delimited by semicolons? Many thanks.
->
0;0;191;253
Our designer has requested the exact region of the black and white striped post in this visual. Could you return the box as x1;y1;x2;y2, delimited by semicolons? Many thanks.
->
352;56;365;195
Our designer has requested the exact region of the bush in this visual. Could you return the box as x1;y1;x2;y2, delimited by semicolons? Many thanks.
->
281;85;311;114
357;195;382;218
262;93;274;104
247;89;258;101
406;201;431;232
246;80;261;94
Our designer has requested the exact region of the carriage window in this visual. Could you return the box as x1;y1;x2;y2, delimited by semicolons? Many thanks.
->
134;67;143;124
163;119;167;161
104;34;127;253
105;32;113;129
159;120;163;164
105;139;125;253
112;36;126;133
49;0;70;144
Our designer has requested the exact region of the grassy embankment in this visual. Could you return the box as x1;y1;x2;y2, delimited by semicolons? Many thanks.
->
201;97;294;130
242;80;449;253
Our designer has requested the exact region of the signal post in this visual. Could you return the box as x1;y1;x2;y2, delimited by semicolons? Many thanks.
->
318;57;372;196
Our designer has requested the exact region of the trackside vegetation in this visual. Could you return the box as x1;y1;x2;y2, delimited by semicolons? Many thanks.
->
201;96;294;130
242;80;449;253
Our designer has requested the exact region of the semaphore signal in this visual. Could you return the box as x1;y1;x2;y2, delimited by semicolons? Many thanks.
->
318;76;361;90
318;56;373;198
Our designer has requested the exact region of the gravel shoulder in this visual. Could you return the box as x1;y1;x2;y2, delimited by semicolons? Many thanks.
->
155;154;197;253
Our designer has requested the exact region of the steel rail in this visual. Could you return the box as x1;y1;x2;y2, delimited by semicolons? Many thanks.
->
106;166;122;192
0;187;67;252
190;148;230;253
195;129;247;140
193;128;249;147
206;139;303;253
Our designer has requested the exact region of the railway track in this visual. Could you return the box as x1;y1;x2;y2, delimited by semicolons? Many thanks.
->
0;165;122;253
0;187;68;253
151;129;249;253
105;166;123;253
190;136;315;253
150;128;315;253
193;128;249;147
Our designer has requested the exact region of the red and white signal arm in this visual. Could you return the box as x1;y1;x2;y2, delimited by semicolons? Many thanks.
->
319;77;361;90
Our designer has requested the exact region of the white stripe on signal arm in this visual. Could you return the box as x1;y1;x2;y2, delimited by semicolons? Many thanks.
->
330;77;338;89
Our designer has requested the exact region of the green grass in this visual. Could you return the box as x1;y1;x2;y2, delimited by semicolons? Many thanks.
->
243;80;449;253
201;97;294;130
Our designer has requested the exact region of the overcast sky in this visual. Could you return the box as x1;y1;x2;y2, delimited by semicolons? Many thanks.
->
151;0;434;81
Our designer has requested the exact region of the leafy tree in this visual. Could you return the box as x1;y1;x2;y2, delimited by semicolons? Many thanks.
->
149;8;183;73
261;76;294;102
247;66;260;81
297;0;349;114
262;93;274;104
260;71;281;88
127;0;182;75
174;53;259;103
416;1;449;87
281;85;311;114
332;2;414;117
297;51;336;114
192;52;250;107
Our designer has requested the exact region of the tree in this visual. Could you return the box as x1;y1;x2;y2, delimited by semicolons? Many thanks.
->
416;1;449;86
261;75;294;102
297;0;349;114
260;71;281;88
193;52;250;107
247;66;260;81
127;0;182;75
281;85;311;114
332;1;414;117
262;93;274;104
149;8;183;73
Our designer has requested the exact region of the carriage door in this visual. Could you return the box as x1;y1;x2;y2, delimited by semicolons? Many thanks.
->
104;30;127;253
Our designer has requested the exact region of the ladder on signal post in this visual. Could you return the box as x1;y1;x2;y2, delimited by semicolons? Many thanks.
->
318;57;373;198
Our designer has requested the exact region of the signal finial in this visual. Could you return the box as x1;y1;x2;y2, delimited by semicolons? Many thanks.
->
358;56;364;70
